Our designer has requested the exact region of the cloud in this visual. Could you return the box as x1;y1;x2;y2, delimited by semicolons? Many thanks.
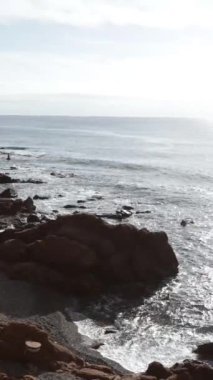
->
1;0;213;29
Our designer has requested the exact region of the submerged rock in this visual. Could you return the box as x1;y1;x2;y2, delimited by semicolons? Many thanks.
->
0;213;178;297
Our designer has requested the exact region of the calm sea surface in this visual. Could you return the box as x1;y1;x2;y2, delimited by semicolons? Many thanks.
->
0;116;213;371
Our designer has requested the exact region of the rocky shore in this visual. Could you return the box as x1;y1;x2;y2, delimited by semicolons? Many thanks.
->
0;171;212;379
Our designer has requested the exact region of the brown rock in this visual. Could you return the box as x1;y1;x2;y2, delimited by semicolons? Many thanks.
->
145;361;172;378
0;213;178;297
29;235;97;269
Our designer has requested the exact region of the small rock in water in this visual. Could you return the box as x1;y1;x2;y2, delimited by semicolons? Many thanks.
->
116;208;132;219
122;205;134;211
18;179;45;184
33;194;50;200
88;195;104;201
64;204;78;209
180;218;194;227
77;200;86;204
136;210;151;214
0;188;17;198
104;327;117;335
0;173;12;184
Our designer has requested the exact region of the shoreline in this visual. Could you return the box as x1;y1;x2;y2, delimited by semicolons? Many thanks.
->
0;170;213;379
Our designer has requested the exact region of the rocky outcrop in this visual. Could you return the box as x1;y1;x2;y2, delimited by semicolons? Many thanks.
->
0;213;178;296
0;322;212;380
144;359;213;380
194;342;213;358
0;173;13;184
0;173;44;185
0;188;17;198
0;197;35;215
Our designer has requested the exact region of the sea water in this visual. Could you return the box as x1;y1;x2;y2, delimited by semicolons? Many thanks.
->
0;116;213;371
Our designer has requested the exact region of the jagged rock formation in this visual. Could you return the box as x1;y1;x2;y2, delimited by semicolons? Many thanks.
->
0;213;178;296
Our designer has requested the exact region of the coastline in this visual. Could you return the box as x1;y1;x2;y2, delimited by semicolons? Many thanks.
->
0;166;213;378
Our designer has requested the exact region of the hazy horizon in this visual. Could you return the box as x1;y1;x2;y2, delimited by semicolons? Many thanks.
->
1;0;213;118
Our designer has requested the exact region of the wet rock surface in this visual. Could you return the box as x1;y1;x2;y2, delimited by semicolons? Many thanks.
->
0;171;211;380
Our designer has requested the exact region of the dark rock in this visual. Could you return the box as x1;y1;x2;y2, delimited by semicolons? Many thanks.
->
136;210;151;214
122;205;134;211
0;199;22;215
0;213;178;297
116;208;132;219
145;361;172;378
180;219;194;227
13;217;26;229
97;213;123;220
104;327;117;335
27;214;40;223
33;195;50;200
23;197;36;213
0;188;17;198
0;239;27;262
19;179;44;184
194;342;213;358
0;197;36;216
88;195;104;201
50;171;74;178
98;209;132;220
77;200;86;204
64;205;78;209
0;173;12;183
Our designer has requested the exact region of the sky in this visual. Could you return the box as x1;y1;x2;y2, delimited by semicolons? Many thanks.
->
0;0;213;117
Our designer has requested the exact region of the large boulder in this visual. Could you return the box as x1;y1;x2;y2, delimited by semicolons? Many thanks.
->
194;342;213;358
0;214;178;296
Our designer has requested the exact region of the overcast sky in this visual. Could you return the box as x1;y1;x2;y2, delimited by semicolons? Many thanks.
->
0;0;213;117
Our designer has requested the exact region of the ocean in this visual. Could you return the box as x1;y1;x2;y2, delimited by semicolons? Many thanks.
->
0;115;213;371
